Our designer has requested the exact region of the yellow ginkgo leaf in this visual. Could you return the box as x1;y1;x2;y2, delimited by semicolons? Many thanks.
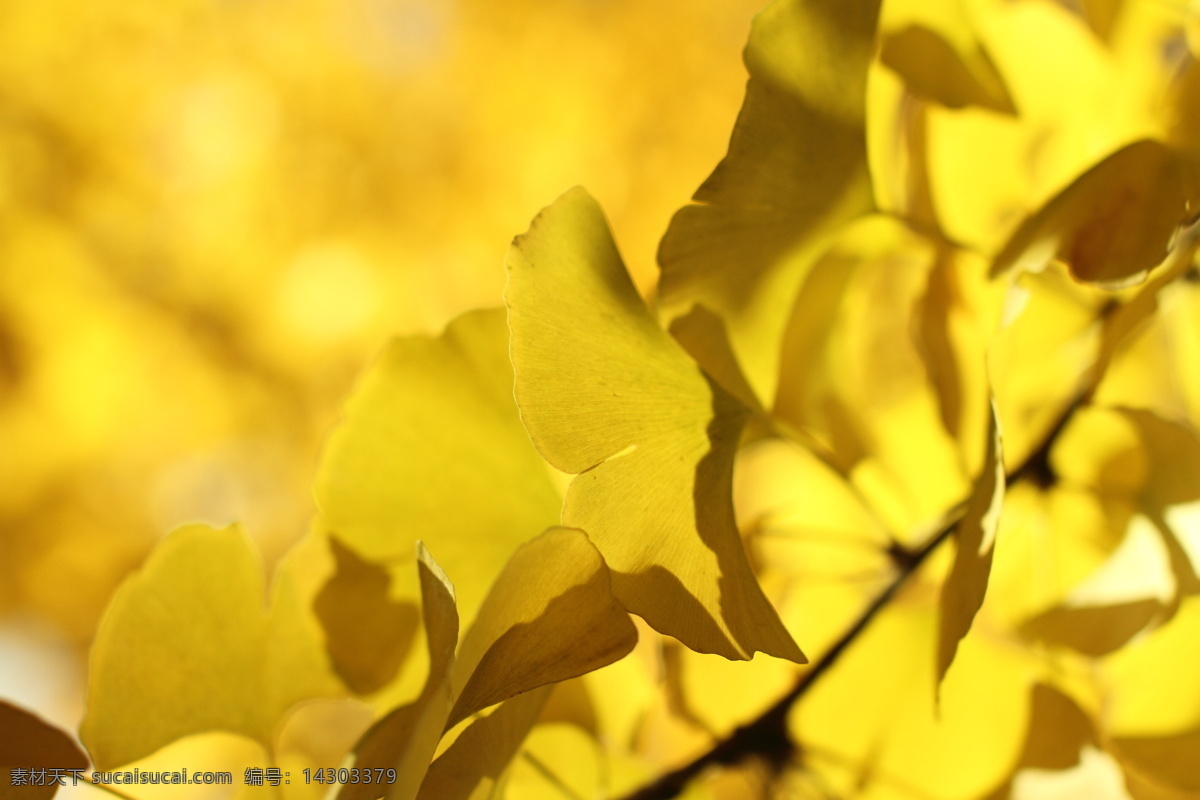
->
656;0;881;397
938;402;1005;689
1020;598;1161;657
881;25;1016;114
345;530;635;800
340;542;459;800
314;307;562;628
447;527;638;728
416;687;551;800
80;524;341;771
0;702;88;800
991;140;1195;288
314;537;421;696
505;187;804;663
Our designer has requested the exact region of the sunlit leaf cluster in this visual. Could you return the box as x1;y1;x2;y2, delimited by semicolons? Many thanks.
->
6;0;1200;798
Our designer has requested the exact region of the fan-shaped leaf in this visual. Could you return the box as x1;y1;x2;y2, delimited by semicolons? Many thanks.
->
80;525;341;770
314;307;562;628
657;0;882;396
506;187;804;663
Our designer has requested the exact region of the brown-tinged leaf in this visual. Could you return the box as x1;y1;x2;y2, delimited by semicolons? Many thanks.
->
0;702;87;800
991;140;1194;288
315;537;421;695
506;187;804;663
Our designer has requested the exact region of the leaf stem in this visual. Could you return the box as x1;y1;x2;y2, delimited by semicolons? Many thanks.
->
616;389;1102;800
615;506;959;800
614;224;1200;800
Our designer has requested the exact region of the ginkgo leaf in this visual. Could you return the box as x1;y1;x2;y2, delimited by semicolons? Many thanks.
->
668;305;763;413
315;536;421;695
991;140;1195;288
1113;729;1200;792
314;307;562;628
1020;598;1161;657
0;702;87;800
447;527;639;728
80;524;341;771
505;187;805;663
340;542;459;800
981;683;1098;799
416;687;551;800
937;401;1005;689
1078;0;1125;42
881;25;1015;114
344;530;635;800
656;0;881;397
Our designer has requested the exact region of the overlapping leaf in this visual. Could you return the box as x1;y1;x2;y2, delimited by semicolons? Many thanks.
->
657;0;882;396
80;524;341;770
0;702;87;800
342;528;637;800
991;140;1195;288
880;0;1015;114
315;537;421;695
506;187;804;663
314;307;563;629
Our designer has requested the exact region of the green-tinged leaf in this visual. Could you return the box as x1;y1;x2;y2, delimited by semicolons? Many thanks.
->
506;188;804;663
938;402;1005;689
416;688;551;800
881;25;1015;113
340;543;459;800
657;0;881;397
315;537;421;695
447;527;638;728
0;702;87;800
1020;598;1161;657
80;524;340;770
991;140;1194;288
314;307;562;627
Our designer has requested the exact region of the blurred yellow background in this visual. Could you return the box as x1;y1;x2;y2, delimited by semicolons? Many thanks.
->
0;0;768;731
